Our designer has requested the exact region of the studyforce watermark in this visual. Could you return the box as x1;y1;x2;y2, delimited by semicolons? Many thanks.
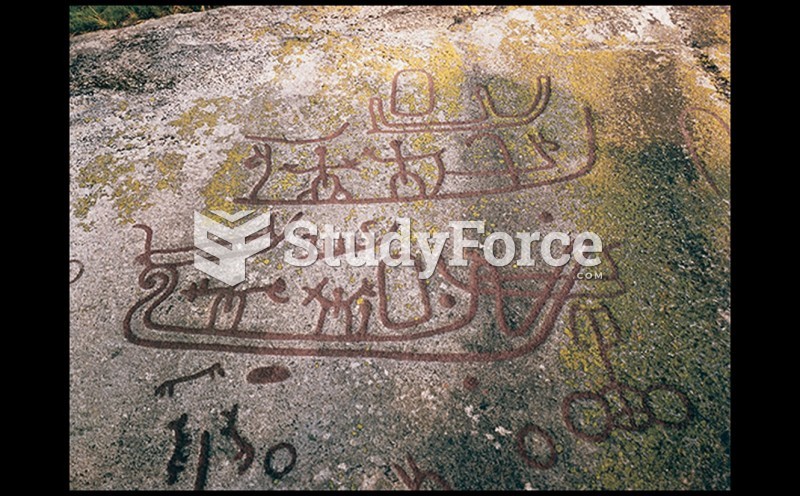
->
194;210;603;285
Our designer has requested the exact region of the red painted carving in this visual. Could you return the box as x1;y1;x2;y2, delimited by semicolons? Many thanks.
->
233;72;595;207
678;106;730;197
561;304;691;442
124;223;625;362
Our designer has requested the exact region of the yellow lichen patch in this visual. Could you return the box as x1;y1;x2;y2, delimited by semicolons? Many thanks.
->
73;195;97;220
681;5;730;48
414;158;440;190
426;36;468;121
562;50;631;149
200;144;254;212
496;35;551;87
673;56;729;203
112;176;152;224
410;199;433;215
76;154;133;188
250;25;271;43
684;109;729;183
487;76;541;116
594;448;635;489
72;149;193;227
276;38;313;66
500;6;605;54
73;154;152;225
316;31;424;97
459;5;480;17
410;133;438;153
168;97;232;140
358;165;381;182
266;170;301;197
511;131;556;174
291;5;361;27
394;70;434;114
252;21;314;43
548;35;729;486
153;152;186;192
548;6;659;52
706;45;730;80
284;29;462;143
580;425;693;490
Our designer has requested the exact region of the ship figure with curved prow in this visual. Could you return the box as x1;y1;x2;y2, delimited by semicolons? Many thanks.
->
234;70;597;207
124;220;626;363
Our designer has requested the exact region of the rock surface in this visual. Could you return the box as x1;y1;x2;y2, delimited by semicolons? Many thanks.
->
70;6;730;490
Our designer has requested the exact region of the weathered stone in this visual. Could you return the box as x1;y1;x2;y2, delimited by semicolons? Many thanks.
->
70;6;730;490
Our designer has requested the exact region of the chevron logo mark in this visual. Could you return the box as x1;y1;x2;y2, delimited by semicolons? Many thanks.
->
193;210;272;286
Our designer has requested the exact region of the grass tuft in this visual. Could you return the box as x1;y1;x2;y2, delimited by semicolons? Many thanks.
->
69;5;215;35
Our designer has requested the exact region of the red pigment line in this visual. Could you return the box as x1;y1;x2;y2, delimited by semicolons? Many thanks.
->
481;78;545;119
246;365;291;384
300;278;375;335
138;258;471;343
678;106;730;197
263;442;297;480
220;404;255;474
155;363;225;398
124;216;600;361
194;430;211;490
69;259;85;284
463;375;479;391
516;423;557;470
244;144;273;202
562;390;613;442
138;242;472;342
645;384;693;429
390;69;435;117
166;413;190;485
391;454;451;490
279;146;357;202
369;95;487;134
184;278;288;333
451;133;521;185
132;224;194;268
525;130;559;171
369;71;550;133
123;256;581;362
601;382;653;434
134;253;477;343
561;303;692;442
377;256;433;330
368;73;549;134
234;104;594;207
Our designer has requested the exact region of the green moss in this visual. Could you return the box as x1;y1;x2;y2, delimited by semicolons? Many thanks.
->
559;141;730;489
553;48;729;489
